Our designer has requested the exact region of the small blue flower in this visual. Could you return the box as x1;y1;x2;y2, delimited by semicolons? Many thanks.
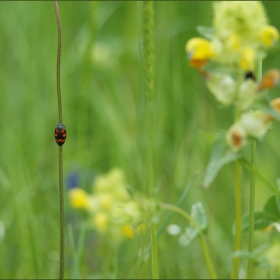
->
66;171;79;190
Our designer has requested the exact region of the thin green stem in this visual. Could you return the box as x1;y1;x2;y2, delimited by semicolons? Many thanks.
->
54;1;62;123
54;2;64;279
246;139;256;279
59;146;64;279
231;160;242;279
162;203;217;279
246;59;262;279
113;246;118;279
256;59;262;82
143;1;158;279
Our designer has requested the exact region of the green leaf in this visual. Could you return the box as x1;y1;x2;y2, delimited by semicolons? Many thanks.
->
231;243;269;263
241;211;273;232
239;157;280;195
202;132;241;189
260;107;280;122
196;25;215;40
232;249;254;260
128;175;197;278
263;195;280;221
186;202;208;242
156;174;197;238
199;130;215;144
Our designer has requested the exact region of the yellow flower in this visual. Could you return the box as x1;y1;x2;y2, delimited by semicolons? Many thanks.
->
240;47;255;71
228;34;240;51
121;224;134;239
94;168;127;197
94;175;111;193
185;37;215;69
68;188;90;210
213;1;267;41
112;201;142;225
97;193;113;211
93;212;108;232
210;2;279;70
186;37;215;60
259;25;279;47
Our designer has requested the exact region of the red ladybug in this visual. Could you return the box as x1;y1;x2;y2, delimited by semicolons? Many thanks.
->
54;123;66;146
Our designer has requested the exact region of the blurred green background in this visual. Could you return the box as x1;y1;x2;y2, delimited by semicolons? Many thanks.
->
1;1;280;278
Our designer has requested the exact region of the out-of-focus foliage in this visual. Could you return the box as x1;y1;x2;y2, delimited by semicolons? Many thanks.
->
1;1;280;279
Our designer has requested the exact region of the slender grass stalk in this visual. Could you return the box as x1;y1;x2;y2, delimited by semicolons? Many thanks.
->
142;1;158;278
162;203;217;279
246;59;262;279
54;1;63;122
231;160;242;279
58;147;64;279
54;1;64;279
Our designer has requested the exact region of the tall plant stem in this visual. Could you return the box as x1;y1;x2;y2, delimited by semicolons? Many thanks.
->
142;1;158;278
58;146;64;279
246;139;256;279
246;59;262;279
54;1;64;279
54;1;62;122
162;203;217;279
231;160;242;279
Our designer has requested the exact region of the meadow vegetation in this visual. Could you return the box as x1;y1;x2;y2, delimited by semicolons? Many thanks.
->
1;1;280;279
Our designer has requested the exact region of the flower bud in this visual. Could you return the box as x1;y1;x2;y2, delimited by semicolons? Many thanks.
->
270;98;280;113
266;98;280;121
237;78;258;111
226;122;247;151
258;69;280;91
240;111;271;139
206;73;236;105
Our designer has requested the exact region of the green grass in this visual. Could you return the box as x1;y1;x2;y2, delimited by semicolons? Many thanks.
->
1;1;280;279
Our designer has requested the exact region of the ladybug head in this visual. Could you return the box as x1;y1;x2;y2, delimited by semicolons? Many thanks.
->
56;123;66;129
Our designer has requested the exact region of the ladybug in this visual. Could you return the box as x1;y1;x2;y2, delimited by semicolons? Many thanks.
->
54;123;67;146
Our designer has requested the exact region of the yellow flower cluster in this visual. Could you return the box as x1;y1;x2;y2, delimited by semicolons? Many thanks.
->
68;168;155;244
186;1;279;72
213;1;278;70
185;1;280;152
